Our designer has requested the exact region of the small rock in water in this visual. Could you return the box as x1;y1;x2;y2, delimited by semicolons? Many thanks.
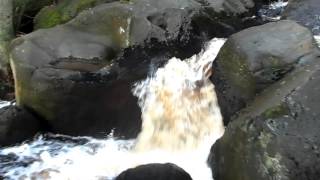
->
116;163;192;180
0;105;41;147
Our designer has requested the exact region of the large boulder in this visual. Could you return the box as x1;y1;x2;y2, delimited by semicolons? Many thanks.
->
116;163;192;180
211;20;319;123
282;0;320;35
34;0;262;30
209;56;320;180
0;105;41;146
10;0;261;137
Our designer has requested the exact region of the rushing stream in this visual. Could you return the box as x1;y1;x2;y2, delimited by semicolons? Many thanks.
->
0;1;315;179
0;38;226;180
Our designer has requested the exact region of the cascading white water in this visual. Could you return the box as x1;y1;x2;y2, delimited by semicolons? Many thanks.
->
0;38;226;180
132;39;225;152
314;36;320;46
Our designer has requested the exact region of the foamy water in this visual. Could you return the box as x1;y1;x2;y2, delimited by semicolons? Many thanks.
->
0;101;12;108
314;36;320;47
259;0;288;21
0;38;226;180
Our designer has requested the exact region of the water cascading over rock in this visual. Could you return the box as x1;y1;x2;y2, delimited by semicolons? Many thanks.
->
0;38;226;180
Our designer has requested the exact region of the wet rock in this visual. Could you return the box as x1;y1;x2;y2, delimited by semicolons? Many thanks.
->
11;0;262;137
282;0;320;35
211;20;318;123
116;163;192;180
209;57;320;180
0;105;41;146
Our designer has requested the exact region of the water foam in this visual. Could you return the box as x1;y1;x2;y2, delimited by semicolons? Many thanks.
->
259;0;288;21
314;35;320;47
0;38;226;180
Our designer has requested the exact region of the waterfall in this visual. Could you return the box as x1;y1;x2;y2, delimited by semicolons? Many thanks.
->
133;39;225;152
0;38;226;180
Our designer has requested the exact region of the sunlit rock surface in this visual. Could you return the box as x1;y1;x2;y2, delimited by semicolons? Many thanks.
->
211;20;319;124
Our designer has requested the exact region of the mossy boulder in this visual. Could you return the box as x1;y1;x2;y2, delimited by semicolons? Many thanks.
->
34;0;117;29
210;57;320;180
211;20;318;123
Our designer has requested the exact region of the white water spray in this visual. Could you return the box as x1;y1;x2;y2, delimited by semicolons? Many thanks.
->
0;38;226;180
314;35;320;47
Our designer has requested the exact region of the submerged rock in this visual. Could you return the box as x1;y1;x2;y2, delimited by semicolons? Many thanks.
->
211;20;318;123
0;105;41;146
210;56;320;180
10;0;263;137
116;163;192;180
282;0;320;35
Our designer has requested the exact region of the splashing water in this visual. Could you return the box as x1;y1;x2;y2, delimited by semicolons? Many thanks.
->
314;35;320;47
0;38;226;180
259;0;288;21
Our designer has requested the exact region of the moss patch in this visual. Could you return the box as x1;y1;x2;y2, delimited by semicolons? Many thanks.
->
262;103;289;119
34;0;111;29
217;41;256;96
34;6;63;29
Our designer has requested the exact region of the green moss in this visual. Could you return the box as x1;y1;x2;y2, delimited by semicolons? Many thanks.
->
34;6;63;29
34;0;104;29
262;103;289;119
78;0;99;11
218;41;256;97
119;0;132;3
13;0;54;30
